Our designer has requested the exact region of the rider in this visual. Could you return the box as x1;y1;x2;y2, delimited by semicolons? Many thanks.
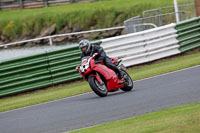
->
79;39;124;82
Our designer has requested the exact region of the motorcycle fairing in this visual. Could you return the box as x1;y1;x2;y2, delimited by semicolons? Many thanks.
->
93;64;124;91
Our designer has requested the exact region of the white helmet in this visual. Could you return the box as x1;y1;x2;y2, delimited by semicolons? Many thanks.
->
79;39;91;54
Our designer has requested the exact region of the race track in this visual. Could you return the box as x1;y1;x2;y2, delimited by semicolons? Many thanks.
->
0;65;200;133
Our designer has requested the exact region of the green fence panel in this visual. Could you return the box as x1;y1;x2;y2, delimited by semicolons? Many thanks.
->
176;17;200;52
47;45;82;84
0;52;47;69
179;41;200;52
47;40;101;84
0;52;52;96
0;40;102;97
0;81;52;97
176;17;199;30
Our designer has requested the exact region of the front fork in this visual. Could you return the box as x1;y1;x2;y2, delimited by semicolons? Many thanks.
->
89;72;102;84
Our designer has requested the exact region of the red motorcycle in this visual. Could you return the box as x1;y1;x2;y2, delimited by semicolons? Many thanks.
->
76;53;133;97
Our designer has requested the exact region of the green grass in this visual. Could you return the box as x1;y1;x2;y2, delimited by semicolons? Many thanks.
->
0;0;174;39
0;51;200;113
70;102;200;133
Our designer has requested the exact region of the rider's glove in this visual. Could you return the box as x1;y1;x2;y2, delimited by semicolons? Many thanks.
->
92;53;99;58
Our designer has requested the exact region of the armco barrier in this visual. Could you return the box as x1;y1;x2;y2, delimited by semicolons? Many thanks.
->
1;17;200;97
176;17;200;52
47;46;82;85
101;23;180;67
0;53;52;97
0;41;101;97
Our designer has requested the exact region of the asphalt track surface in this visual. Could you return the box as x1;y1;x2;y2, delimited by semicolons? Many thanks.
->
0;65;200;133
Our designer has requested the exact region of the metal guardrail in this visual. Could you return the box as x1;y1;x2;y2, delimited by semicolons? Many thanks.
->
160;3;195;12
0;40;101;97
130;23;157;28
142;9;161;17
101;23;180;67
124;23;157;34
0;26;125;48
1;18;200;97
124;3;194;34
124;11;188;33
176;17;200;52
142;3;194;17
0;52;53;96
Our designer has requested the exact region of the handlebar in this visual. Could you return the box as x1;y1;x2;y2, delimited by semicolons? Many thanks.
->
92;53;99;58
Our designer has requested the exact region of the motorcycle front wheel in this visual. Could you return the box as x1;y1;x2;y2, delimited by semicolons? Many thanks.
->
88;76;108;97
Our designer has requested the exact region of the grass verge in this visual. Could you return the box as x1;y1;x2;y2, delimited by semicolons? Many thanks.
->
0;0;174;39
0;51;200;113
70;102;200;133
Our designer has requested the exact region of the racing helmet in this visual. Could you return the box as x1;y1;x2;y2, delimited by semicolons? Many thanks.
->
79;39;91;54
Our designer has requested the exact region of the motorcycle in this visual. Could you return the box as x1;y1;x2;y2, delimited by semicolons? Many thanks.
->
76;53;133;97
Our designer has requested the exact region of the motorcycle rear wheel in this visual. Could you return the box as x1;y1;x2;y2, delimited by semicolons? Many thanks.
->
88;76;108;97
120;70;133;91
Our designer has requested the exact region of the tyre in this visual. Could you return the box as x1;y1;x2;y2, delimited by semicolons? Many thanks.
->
88;76;108;97
120;70;133;91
